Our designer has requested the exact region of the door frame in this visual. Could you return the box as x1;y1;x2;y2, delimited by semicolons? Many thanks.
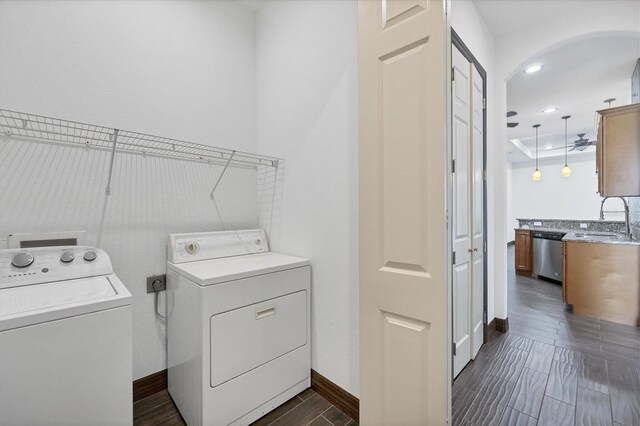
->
450;29;489;361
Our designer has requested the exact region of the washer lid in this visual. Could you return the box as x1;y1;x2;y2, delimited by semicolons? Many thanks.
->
167;252;309;286
0;274;132;331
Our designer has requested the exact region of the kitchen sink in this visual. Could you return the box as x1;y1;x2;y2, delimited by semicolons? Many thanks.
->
572;233;624;240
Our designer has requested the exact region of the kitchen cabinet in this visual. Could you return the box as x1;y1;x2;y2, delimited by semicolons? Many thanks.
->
564;241;640;326
596;103;640;196
514;230;532;276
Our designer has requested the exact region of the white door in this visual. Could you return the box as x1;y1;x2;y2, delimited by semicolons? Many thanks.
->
471;65;485;358
358;0;450;424
452;45;485;377
452;46;472;377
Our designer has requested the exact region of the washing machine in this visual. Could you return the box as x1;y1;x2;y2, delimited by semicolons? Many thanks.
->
166;229;310;426
0;246;132;425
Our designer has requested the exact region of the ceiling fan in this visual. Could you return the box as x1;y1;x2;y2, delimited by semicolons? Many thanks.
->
506;111;519;128
547;133;597;152
569;133;597;151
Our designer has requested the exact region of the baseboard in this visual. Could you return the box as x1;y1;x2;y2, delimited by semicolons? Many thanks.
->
495;317;509;333
311;369;359;422
133;368;361;423
133;369;167;402
486;318;496;339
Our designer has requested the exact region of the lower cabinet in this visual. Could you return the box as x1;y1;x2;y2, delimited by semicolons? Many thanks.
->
514;230;532;276
564;241;640;326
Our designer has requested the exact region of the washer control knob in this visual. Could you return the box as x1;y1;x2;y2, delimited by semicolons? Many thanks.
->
83;250;97;262
255;239;261;245
12;252;34;268
185;242;199;254
60;252;75;263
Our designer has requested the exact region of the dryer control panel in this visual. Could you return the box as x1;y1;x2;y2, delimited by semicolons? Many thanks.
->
167;229;269;264
0;246;113;289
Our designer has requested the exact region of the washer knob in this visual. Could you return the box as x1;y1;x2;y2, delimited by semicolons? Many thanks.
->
185;242;199;254
83;250;97;262
60;252;75;263
12;252;34;268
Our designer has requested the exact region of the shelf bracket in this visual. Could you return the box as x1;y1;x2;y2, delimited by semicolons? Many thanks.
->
105;129;119;196
210;150;236;200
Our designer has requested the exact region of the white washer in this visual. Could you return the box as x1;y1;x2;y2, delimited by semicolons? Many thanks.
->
167;229;311;426
0;246;132;426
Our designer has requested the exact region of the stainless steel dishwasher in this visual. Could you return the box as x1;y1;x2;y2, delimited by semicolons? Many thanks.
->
532;231;566;282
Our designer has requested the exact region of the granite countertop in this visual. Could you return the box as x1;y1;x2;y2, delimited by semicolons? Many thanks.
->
515;227;566;233
514;227;640;246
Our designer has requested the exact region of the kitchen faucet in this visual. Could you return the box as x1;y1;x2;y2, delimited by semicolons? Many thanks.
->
599;196;631;236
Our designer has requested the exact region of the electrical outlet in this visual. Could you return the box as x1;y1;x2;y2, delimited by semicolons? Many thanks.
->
580;223;588;229
146;274;166;293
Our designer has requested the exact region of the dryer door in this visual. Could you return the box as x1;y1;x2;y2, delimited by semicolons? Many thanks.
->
210;290;307;387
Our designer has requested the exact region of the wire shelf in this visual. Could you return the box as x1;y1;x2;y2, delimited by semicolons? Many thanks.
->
0;109;282;169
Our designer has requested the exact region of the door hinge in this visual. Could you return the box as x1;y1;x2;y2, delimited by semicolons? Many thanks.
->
452;158;455;173
452;251;456;264
484;240;487;253
452;342;457;356
483;311;487;324
483;98;486;110
451;67;455;82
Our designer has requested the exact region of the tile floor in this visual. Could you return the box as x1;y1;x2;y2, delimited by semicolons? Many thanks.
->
133;388;356;426
452;246;640;425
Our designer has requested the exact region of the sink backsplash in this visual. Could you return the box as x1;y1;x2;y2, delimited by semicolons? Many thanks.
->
517;219;626;233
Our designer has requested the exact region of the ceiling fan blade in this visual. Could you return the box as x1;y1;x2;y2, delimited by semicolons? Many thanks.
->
569;146;577;152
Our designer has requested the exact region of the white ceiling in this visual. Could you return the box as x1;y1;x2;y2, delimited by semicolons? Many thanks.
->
474;0;612;38
505;34;639;163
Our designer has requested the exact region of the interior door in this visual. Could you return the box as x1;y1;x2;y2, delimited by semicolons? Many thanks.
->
452;45;472;377
471;64;485;358
358;0;449;424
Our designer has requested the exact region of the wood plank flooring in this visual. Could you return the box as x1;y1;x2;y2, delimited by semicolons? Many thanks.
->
132;388;357;426
452;246;640;426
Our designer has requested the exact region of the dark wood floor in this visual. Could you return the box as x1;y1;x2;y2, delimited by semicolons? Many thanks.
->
133;387;356;426
452;245;640;426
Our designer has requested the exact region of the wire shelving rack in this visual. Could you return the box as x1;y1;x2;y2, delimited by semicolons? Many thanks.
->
0;108;283;197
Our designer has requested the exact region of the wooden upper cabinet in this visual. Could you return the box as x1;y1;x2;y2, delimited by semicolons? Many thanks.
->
514;230;532;275
596;103;640;196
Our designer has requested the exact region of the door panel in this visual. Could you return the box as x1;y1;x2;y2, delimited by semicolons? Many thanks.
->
358;0;449;423
452;46;472;377
471;65;484;358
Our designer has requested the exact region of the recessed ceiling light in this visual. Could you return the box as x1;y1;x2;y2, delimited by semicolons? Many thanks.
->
546;145;553;149
525;65;543;74
543;107;558;113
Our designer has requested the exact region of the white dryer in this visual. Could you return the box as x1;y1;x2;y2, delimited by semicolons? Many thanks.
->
166;229;310;426
0;246;132;426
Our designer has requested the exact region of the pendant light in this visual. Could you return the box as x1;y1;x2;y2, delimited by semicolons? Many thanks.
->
532;124;542;181
561;115;572;177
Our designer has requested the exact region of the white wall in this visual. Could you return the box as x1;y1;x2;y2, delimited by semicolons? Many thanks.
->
256;0;359;396
0;0;261;380
506;161;515;243
510;154;626;223
451;0;505;322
